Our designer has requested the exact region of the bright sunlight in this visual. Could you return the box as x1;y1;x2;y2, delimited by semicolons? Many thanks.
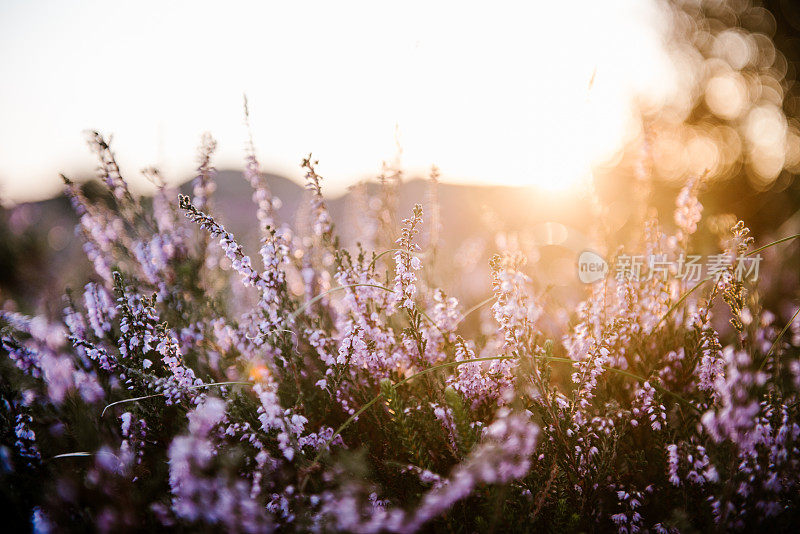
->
0;0;673;199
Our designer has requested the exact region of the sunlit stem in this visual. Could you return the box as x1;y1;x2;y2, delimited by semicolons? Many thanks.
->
50;452;93;460
650;279;708;334
289;283;395;320
758;306;800;372
366;248;421;271
456;295;497;327
100;381;252;417
747;233;800;257
649;232;800;337
367;248;400;270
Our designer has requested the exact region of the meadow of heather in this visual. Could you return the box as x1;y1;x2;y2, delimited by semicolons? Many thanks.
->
4;1;800;533
0;128;798;532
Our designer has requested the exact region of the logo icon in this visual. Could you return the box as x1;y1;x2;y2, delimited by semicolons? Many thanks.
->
577;250;608;284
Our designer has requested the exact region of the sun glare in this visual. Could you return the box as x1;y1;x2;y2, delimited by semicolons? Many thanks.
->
0;0;673;199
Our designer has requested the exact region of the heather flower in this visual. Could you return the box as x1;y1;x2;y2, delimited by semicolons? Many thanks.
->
243;99;280;237
301;154;333;243
393;204;423;310
167;398;273;532
490;253;539;348
314;409;538;533
86;131;132;203
674;174;703;240
14;413;41;463
252;374;305;461
666;444;680;486
83;282;117;338
5;126;800;532
401;410;539;532
632;381;666;431
179;195;261;288
609;487;645;534
701;347;765;447
448;337;514;407
191;133;218;213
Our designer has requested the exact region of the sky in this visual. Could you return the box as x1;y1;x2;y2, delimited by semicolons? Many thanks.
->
0;0;678;202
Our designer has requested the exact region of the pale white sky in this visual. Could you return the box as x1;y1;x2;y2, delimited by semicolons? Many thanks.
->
0;0;677;202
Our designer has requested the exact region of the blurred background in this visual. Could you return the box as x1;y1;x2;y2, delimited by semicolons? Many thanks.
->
1;0;799;322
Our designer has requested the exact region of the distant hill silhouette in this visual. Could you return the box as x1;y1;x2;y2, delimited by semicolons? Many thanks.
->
2;165;798;337
1;169;597;313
